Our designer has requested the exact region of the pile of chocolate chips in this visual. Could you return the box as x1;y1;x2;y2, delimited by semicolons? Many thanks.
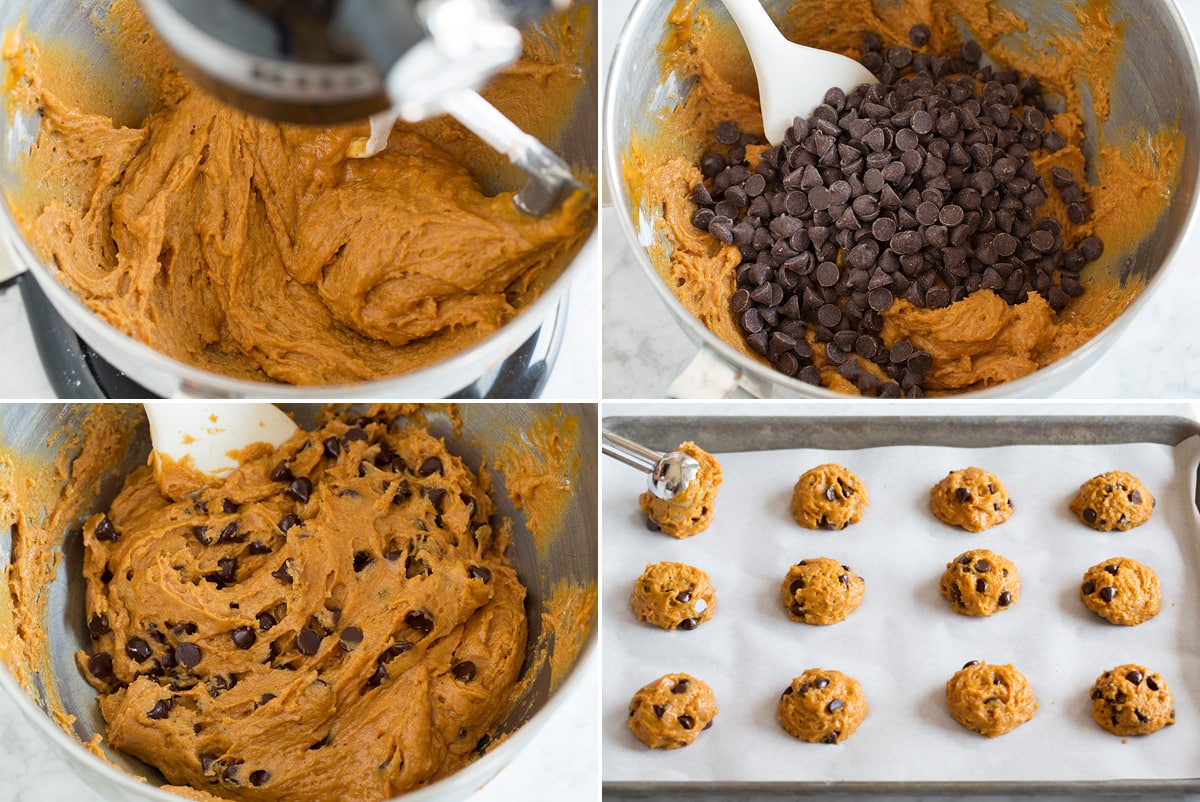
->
690;25;1105;397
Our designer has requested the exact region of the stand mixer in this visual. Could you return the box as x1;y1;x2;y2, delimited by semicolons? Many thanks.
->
137;0;580;214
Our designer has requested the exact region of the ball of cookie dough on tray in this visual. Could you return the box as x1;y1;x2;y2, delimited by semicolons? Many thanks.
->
628;673;718;749
780;557;865;625
939;548;1020;616
1080;557;1161;626
945;660;1038;737
777;668;868;744
638;442;723;538
790;463;868;530
1070;471;1155;531
631;561;716;631
930;467;1013;532
1091;664;1175;736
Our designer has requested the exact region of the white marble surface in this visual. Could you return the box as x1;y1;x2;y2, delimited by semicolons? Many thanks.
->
0;647;598;802
0;250;599;400
600;0;1200;400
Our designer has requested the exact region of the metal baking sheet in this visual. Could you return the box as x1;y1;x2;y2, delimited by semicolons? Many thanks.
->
601;413;1200;798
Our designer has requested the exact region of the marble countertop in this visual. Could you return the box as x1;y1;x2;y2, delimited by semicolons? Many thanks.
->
600;0;1200;399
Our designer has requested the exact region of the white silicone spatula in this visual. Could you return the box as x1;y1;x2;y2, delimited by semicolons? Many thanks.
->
719;0;876;144
144;403;298;481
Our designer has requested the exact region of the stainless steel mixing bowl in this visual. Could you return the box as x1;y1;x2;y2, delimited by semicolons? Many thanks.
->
0;0;597;399
0;402;598;802
605;0;1200;398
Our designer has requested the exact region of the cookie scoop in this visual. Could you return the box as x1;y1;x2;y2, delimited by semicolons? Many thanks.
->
602;431;701;502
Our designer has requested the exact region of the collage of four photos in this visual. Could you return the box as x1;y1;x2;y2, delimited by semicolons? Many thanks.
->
0;0;1199;800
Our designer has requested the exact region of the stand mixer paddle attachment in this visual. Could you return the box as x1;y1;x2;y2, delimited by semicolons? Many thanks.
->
137;0;583;214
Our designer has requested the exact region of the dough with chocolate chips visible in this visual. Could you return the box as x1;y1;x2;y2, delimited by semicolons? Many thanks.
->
1070;471;1155;531
628;673;718;749
780;558;864;625
638;442;722;538
78;413;526;801
630;561;716;631
790;464;868;530
777;668;867;744
1080;557;1161;625
930;467;1014;531
1091;664;1175;736
939;548;1020;616
945;661;1037;737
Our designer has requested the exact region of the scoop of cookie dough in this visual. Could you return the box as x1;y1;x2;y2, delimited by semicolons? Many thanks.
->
945;661;1037;737
1070;471;1155;531
790;464;868;530
1091;664;1175;736
1080;557;1161;626
939;549;1020;616
630;561;716;631
77;413;527;801
780;558;865;625
628;673;718;749
930;467;1013;531
777;668;867;744
638;442;722;538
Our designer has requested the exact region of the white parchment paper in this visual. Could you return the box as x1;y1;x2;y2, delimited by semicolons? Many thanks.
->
601;433;1200;783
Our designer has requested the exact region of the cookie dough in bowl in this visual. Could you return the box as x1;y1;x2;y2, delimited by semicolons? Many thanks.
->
0;0;597;396
0;403;599;802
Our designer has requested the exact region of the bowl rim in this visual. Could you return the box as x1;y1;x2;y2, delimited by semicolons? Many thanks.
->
602;0;1200;399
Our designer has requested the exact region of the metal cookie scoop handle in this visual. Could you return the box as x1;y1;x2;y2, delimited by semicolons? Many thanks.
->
602;431;700;502
718;0;875;144
144;402;298;482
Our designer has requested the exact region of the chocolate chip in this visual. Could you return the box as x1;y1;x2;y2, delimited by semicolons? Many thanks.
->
209;556;238;586
175;642;201;668
962;660;981;669
452;661;477;681
419;457;444;477
1146;676;1159;691
997;591;1012;607
384;641;413;660
269;462;293;482
678;617;699;630
353;552;374;573
1104;564;1119;575
468;565;493;583
406;610;434;634
88;613;111;640
278;514;301;532
715;121;740;145
249;770;270;787
678;714;696;730
232;627;257;649
287;477;312;502
126;637;152;662
975;577;988;592
271;560;292;584
1083;508;1098;524
88;652;114;679
813;676;830;690
1125;669;1144;685
908;23;931;46
975;559;991;573
1082;581;1096;595
258;612;277;631
95;517;118;542
147;698;173;720
296;628;321;656
1129;489;1142;504
218;521;241;543
1099;586;1117;602
827;698;844;713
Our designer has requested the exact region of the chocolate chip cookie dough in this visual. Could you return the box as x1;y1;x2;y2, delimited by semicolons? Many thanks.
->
780;558;865;625
945;660;1037;737
930;467;1013;531
4;0;594;385
638;441;722;538
628;673;718;749
939;548;1019;616
630;561;716;630
1090;664;1175;736
77;413;528;800
1080;557;1161;626
790;464;868;530
1070;471;1155;531
777;668;867;744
